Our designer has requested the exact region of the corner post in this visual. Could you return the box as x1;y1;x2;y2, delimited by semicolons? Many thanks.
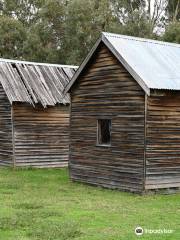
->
143;94;147;192
11;104;16;169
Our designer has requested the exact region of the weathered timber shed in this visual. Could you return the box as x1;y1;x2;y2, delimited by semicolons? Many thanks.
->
65;32;180;193
0;58;77;168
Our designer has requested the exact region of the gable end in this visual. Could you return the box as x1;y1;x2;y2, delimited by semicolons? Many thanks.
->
65;34;150;95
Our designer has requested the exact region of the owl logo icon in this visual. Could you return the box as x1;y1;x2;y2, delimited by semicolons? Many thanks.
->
135;226;144;236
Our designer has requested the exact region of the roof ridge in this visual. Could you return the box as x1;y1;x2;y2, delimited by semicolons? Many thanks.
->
0;58;78;68
102;32;180;49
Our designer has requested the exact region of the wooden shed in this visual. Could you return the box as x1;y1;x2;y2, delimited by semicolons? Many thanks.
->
0;59;77;168
65;32;180;193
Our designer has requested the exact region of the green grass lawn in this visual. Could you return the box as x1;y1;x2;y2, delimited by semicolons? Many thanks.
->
0;168;179;240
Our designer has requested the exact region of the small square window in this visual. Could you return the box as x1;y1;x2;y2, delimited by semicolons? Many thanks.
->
97;119;111;146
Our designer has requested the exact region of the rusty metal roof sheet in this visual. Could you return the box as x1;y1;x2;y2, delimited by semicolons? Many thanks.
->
65;32;180;95
0;58;77;107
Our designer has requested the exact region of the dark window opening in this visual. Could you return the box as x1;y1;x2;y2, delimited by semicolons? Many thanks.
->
97;119;111;145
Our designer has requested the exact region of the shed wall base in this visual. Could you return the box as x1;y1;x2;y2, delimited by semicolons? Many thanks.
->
71;176;180;195
144;187;180;195
70;177;143;194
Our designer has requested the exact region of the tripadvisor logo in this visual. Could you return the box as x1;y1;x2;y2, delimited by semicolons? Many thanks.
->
134;226;174;236
135;226;144;236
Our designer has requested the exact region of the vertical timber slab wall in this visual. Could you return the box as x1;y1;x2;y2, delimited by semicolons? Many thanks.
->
146;93;180;189
70;43;145;193
13;103;69;168
0;83;13;166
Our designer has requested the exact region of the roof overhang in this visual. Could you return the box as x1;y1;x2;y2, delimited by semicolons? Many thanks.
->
0;61;78;107
64;33;150;95
0;58;78;69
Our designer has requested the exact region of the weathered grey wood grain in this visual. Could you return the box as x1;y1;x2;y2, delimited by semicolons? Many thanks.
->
0;60;77;168
12;103;70;168
0;82;13;166
0;61;77;107
146;92;180;189
69;43;145;193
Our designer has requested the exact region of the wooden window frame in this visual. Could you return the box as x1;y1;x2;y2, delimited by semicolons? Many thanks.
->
97;119;112;147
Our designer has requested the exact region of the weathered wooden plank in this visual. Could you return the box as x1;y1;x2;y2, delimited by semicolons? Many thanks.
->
0;82;13;166
145;95;180;190
69;43;145;193
0;61;76;107
13;103;70;168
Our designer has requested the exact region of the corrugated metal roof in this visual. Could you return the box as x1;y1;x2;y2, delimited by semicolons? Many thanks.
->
65;32;180;95
0;58;78;107
103;32;180;91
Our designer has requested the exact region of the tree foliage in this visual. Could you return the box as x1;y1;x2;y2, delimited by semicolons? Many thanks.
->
166;0;180;22
62;0;120;63
163;21;180;43
0;15;26;59
0;0;179;64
